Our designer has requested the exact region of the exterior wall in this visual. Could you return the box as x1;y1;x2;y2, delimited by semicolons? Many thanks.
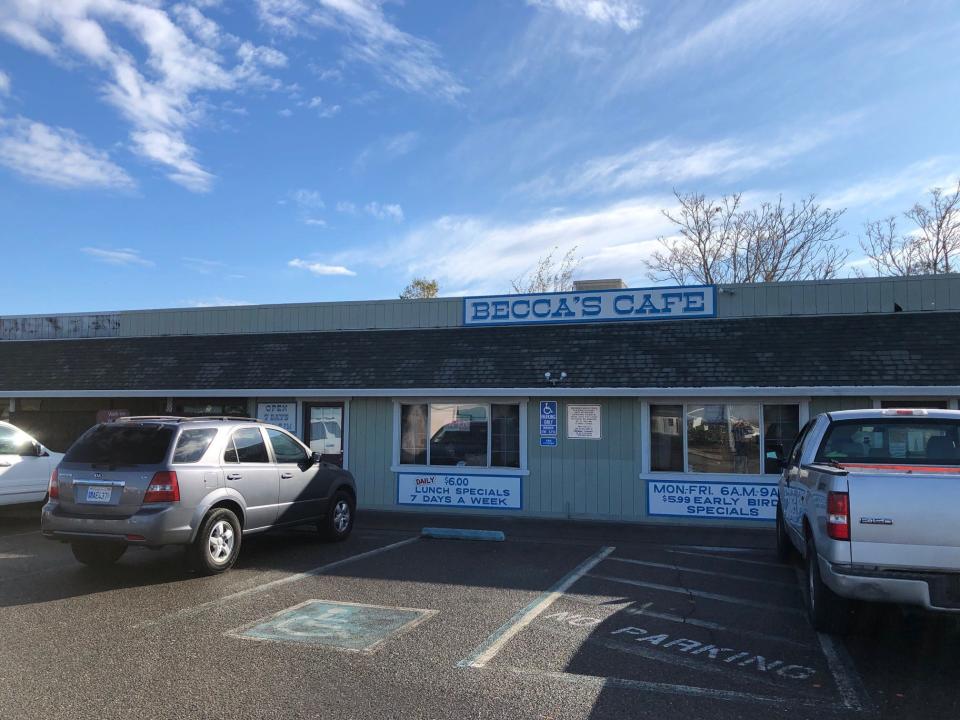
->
809;396;874;416
6;275;960;341
524;397;644;520
347;397;396;510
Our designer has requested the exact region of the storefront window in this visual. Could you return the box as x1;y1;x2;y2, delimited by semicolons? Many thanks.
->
399;402;521;468
650;405;683;471
649;402;799;475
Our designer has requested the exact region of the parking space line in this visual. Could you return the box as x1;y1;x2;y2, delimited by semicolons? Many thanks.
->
792;567;873;713
618;602;816;650
498;667;836;709
457;545;615;669
0;530;41;540
587;573;805;614
666;549;790;569
134;536;420;629
607;556;797;589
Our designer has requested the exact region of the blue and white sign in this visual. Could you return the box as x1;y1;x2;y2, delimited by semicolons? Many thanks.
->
540;401;558;436
257;402;298;433
540;438;558;447
647;480;779;521
463;285;716;327
398;472;522;510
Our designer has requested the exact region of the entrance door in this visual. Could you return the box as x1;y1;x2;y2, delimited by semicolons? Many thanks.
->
304;403;345;467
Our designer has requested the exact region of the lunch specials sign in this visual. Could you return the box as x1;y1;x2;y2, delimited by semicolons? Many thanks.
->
397;472;522;510
463;285;716;326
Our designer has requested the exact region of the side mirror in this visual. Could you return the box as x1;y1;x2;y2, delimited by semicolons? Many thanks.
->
20;441;44;457
310;451;321;466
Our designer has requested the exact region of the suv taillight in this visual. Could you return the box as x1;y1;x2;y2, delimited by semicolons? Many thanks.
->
143;471;179;503
827;491;850;541
48;467;59;500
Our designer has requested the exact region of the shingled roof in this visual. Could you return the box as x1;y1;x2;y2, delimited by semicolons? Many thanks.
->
0;311;957;391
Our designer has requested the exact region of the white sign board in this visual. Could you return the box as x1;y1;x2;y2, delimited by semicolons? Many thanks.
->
397;472;522;510
567;404;601;439
463;285;716;326
257;402;298;433
646;480;778;521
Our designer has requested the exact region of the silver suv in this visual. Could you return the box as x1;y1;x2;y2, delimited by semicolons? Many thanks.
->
41;416;357;574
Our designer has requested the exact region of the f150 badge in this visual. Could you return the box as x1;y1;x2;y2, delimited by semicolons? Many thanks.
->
860;517;894;525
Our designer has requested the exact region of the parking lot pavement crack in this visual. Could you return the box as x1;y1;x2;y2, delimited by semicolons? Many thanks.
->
669;562;698;624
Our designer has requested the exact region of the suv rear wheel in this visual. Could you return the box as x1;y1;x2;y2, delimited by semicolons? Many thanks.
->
190;507;242;575
319;490;354;542
71;541;126;568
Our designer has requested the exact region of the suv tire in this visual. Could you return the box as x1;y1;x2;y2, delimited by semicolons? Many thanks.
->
190;507;242;575
319;490;354;542
776;506;795;563
805;535;851;634
71;541;126;568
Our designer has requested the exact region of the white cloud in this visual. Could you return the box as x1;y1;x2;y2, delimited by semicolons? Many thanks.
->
365;201;403;222
0;117;134;189
0;0;288;192
338;197;676;294
186;296;253;307
255;0;465;101
288;258;356;276
336;200;357;214
527;0;645;32
521;116;858;199
182;256;225;274
355;130;418;171
305;95;341;118
822;157;960;210
291;188;324;209
0;69;9;95
82;247;153;266
303;217;327;227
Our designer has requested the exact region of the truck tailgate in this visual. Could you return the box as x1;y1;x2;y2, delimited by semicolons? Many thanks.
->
848;469;960;570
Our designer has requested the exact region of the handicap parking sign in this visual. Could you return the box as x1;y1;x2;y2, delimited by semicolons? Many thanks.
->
540;401;558;443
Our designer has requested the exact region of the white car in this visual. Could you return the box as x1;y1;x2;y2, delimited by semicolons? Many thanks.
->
0;421;62;506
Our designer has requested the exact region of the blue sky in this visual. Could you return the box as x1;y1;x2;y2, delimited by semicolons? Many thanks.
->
1;0;958;314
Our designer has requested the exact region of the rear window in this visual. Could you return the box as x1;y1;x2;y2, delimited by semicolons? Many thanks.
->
64;424;174;465
816;419;960;465
173;429;218;463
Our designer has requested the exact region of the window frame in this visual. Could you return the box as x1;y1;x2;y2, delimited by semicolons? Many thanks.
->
642;399;809;477
392;398;529;475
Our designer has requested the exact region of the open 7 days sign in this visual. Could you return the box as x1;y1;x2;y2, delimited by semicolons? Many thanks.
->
463;285;716;327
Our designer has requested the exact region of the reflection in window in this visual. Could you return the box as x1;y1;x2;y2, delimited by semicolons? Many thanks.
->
492;404;520;468
267;429;308;464
173;429;218;463
226;428;269;463
762;404;800;474
686;404;760;474
430;404;488;467
650;405;683;471
400;404;427;465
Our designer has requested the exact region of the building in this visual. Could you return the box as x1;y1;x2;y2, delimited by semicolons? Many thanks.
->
3;274;960;526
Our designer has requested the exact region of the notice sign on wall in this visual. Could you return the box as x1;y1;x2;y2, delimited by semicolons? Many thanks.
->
257;402;297;433
567;404;601;439
647;480;779;520
397;473;522;510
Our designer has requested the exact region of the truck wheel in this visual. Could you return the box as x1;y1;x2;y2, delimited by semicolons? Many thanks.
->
319;490;354;542
190;508;242;575
776;507;795;563
805;536;851;634
71;541;126;568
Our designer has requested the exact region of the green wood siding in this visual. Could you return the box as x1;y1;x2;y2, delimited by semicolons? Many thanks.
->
347;398;395;509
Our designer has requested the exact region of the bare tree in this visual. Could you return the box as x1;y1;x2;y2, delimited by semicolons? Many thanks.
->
858;182;960;276
647;191;849;285
399;277;439;299
511;246;581;293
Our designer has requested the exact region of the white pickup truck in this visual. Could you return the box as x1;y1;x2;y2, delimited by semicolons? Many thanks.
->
777;408;960;633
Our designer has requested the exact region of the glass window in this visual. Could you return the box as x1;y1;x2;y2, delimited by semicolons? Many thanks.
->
225;427;269;464
491;404;520;468
687;404;760;474
0;426;31;455
650;405;684;471
816;419;960;465
762;404;800;474
173;429;218;463
65;425;174;465
400;404;427;465
267;428;308;464
430;404;488;467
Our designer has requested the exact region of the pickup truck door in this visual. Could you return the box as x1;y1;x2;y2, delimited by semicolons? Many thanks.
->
782;420;813;535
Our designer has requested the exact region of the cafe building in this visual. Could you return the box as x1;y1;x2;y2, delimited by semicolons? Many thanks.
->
2;274;960;526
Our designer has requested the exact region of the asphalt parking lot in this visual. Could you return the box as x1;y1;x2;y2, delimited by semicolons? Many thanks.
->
2;505;959;720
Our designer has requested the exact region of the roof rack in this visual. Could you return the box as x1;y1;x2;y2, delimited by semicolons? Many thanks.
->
116;415;262;423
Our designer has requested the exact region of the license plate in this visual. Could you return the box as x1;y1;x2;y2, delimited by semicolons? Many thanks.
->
85;486;112;503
